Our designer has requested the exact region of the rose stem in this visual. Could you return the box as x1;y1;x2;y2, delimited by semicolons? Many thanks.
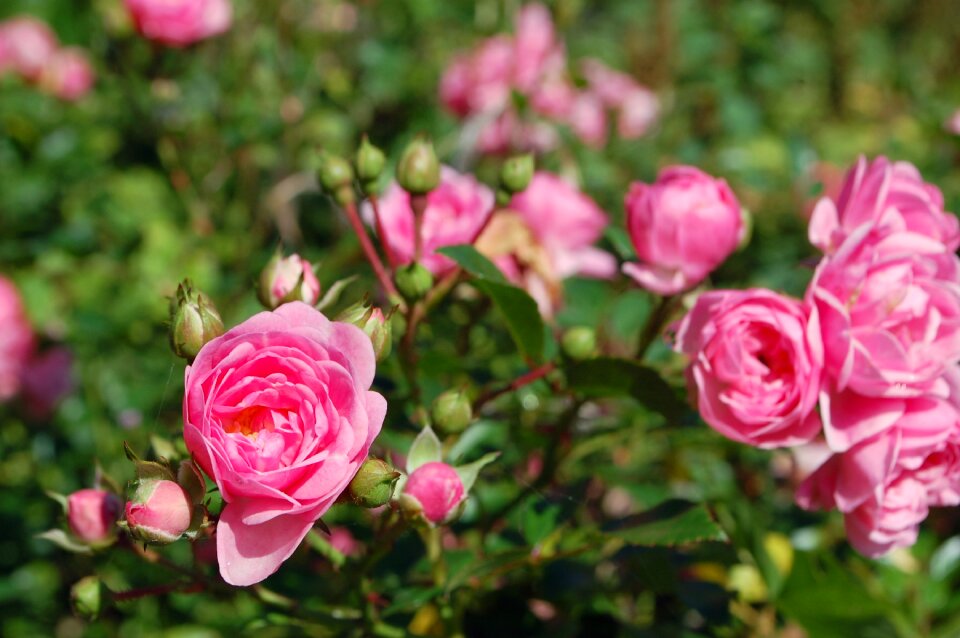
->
635;294;678;360
342;199;400;300
473;361;557;412
410;194;428;263
368;193;399;268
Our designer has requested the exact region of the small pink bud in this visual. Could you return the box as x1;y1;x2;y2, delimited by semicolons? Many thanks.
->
67;489;121;544
402;461;465;524
258;253;322;309
125;479;193;544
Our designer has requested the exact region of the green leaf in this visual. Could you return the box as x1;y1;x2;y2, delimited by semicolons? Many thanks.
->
316;275;358;312
306;529;346;569
36;529;93;554
406;425;442;473
454;451;500;494
566;357;686;421
436;244;507;283
606;500;726;546
473;280;545;363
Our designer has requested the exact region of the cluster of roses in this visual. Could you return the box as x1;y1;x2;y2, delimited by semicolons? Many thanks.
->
674;156;960;557
440;3;658;154
0;16;94;101
0;277;73;419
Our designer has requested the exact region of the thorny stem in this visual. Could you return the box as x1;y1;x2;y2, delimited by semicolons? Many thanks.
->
473;362;557;412
342;199;400;301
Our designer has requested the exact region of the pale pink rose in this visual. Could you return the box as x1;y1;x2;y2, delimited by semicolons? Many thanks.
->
809;156;960;254
67;489;121;544
20;347;74;419
475;111;559;155
0;17;57;80
623;166;744;295
808;223;960;431
125;479;193;544
509;172;617;281
124;0;232;48
439;55;473;117
402;461;465;524
946;109;960;136
567;93;607;148
327;526;361;558
618;88;659;139
844;475;929;557
368;166;494;276
673;289;822;449
466;36;515;114
259;253;321;309
0;276;35;402
513;3;564;92
183;302;386;586
39;48;94;101
580;58;640;107
530;75;576;119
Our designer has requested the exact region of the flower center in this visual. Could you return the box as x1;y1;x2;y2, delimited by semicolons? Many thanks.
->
223;407;274;440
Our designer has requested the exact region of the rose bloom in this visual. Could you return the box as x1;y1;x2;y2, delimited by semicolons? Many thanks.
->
673;289;822;449
125;0;232;47
67;489;121;544
580;58;659;139
512;3;564;92
0;17;57;80
401;461;465;524
809;156;960;254
368;166;494;276
566;93;607;148
39;48;94;101
0;276;35;402
183;302;386;585
946;109;960;136
20;347;73;419
477;172;616;315
623;166;743;295
617;87;659;139
808;223;960;427
259;253;321;309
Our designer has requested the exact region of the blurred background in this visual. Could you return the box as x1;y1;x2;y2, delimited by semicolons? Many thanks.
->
4;0;960;636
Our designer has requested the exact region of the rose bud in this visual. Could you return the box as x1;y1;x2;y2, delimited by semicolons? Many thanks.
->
623;166;744;295
348;458;401;508
394;263;433;301
257;252;322;309
561;326;597;360
67;489;122;545
500;154;535;195
169;280;224;361
317;151;356;206
430;390;473;435
336;302;393;362
399;461;466;525
356;136;386;194
125;479;193;544
396;137;440;196
70;576;104;621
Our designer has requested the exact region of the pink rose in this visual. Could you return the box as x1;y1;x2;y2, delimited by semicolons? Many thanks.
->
438;55;473;117
808;224;960;417
401;461;465;524
367;166;494;276
673;289;822;449
567;93;607;148
327;526;361;558
67;489;121;544
809;156;960;254
258;253;321;309
580;58;659;139
20;347;74;419
0;276;35;402
183;302;386;586
124;0;232;47
125;479;193;544
946;109;960;136
623;166;744;295
39;48;94;101
0;17;57;80
581;58;640;107
513;3;564;92
618;88;659;139
509;172;617;281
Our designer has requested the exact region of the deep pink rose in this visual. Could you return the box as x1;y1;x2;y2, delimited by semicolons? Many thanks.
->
67;489;121;544
183;302;386;585
809;156;960;254
0;276;35;402
808;223;960;418
0;17;57;80
367;166;494;276
125;479;193;544
39;48;94;101
438;55;473;117
124;0;232;47
402;461;465;524
20;347;74;419
509;172;617;281
623;166;743;295
673;289;822;449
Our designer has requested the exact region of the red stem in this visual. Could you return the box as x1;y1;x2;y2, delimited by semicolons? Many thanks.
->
369;194;399;268
410;194;428;263
343;200;399;298
113;582;204;602
473;362;557;411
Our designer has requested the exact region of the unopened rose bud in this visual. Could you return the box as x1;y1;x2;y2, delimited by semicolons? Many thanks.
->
71;576;104;620
318;151;356;206
399;461;465;524
394;263;433;301
257;252;322;309
336;301;393;362
356;136;386;194
170;280;224;361
348;458;401;508
396;137;440;195
125;479;193;544
499;154;534;194
67;489;122;545
561;327;597;360
430;389;472;434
